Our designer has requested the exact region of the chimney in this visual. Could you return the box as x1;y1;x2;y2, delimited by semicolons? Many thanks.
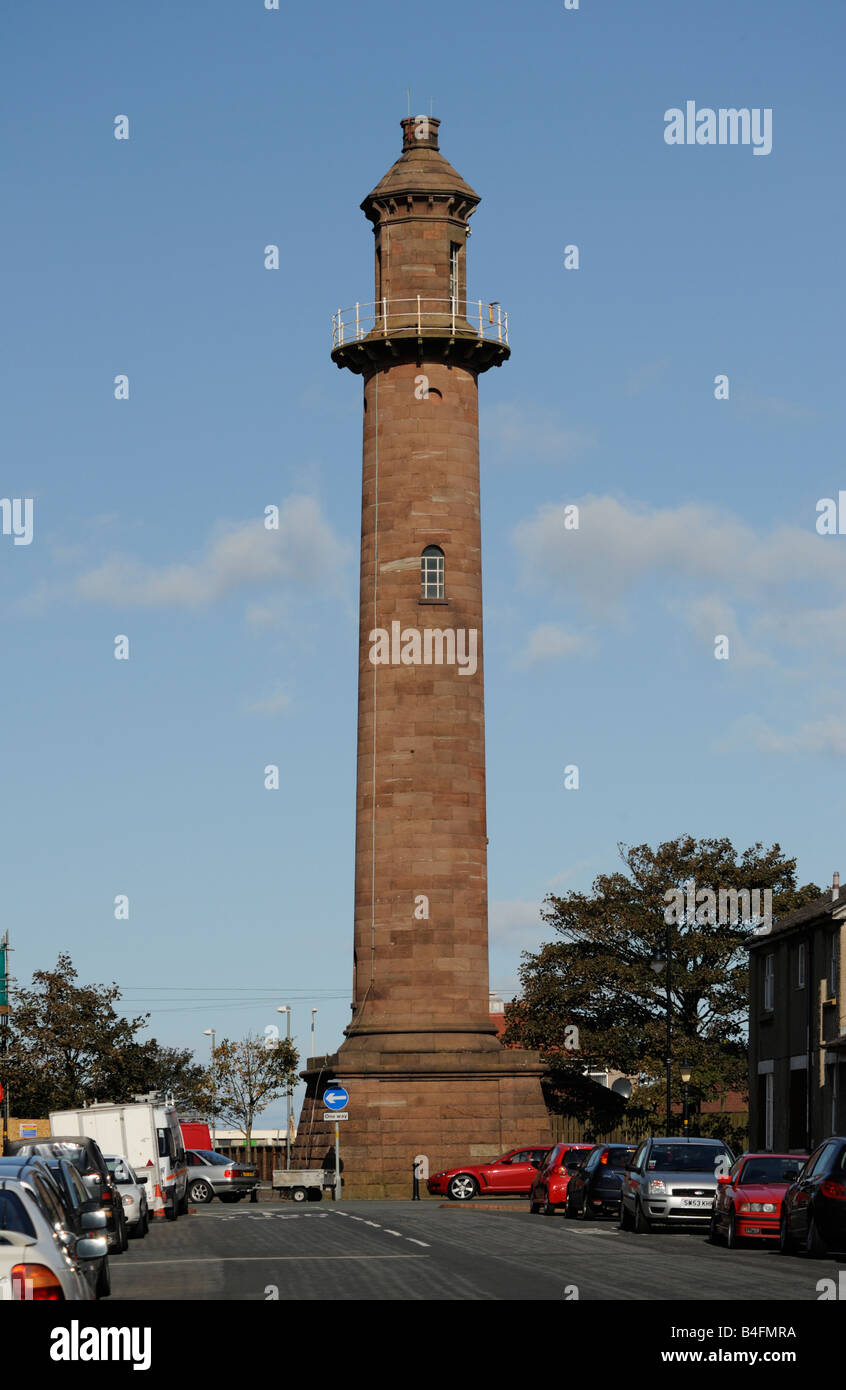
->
400;115;440;151
833;871;840;901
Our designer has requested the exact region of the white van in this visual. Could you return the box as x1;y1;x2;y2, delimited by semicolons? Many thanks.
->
50;1095;188;1221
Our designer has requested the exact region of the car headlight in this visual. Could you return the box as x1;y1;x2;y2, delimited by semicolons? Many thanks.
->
739;1202;775;1213
648;1179;666;1194
121;1194;134;1206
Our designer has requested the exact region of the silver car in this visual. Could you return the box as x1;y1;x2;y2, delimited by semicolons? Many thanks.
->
104;1154;149;1237
184;1149;260;1204
619;1136;735;1232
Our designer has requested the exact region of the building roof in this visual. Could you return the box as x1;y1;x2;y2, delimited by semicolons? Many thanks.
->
748;886;845;950
361;118;479;217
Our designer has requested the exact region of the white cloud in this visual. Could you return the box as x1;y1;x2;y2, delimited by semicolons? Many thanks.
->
515;623;594;666
243;684;292;717
488;900;546;949
719;712;846;757
482;403;596;464
73;496;350;608
513;495;843;614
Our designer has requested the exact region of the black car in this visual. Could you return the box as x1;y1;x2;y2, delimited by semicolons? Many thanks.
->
9;1136;129;1254
779;1135;846;1257
565;1144;637;1220
0;1155;111;1297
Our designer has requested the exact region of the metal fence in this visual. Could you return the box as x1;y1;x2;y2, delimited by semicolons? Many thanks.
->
332;297;508;348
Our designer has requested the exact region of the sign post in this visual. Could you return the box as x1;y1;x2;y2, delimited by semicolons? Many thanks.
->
323;1084;349;1203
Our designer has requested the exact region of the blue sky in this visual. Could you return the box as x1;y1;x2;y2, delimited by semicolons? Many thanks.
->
3;0;844;1129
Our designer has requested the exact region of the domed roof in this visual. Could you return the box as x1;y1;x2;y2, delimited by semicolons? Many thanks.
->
361;118;479;218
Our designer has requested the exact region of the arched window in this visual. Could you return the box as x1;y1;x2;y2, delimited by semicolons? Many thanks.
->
421;545;444;599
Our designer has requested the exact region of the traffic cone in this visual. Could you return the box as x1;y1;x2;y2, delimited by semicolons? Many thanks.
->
151;1182;166;1219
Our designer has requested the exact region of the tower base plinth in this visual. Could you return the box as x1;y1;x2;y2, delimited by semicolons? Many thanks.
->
291;1035;552;1199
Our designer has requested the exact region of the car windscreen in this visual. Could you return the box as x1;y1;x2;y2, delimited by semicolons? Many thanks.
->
0;1189;37;1238
739;1157;803;1184
647;1145;731;1172
193;1150;231;1165
560;1148;589;1168
20;1142;92;1175
604;1148;636;1169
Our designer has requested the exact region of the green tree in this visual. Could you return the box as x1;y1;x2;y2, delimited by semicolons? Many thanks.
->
4;953;150;1114
207;1032;299;1149
503;836;820;1134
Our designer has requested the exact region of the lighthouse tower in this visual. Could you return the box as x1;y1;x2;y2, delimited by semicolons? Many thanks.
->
292;117;550;1197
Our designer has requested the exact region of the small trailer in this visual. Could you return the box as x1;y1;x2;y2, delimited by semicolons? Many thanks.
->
271;1168;333;1202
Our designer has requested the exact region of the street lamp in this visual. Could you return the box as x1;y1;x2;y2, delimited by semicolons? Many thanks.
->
202;1029;216;1149
277;1006;292;1170
650;919;672;1135
681;1060;692;1133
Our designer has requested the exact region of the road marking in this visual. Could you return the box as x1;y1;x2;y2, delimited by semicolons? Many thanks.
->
114;1255;427;1265
363;1220;381;1228
383;1229;402;1237
406;1238;430;1247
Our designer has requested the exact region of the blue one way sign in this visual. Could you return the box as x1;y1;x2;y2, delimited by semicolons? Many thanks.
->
323;1086;349;1111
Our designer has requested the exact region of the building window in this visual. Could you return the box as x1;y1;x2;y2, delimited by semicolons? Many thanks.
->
763;953;775;1011
797;941;806;989
449;242;460;306
828;932;840;998
421;545;444;599
788;1064;807;1151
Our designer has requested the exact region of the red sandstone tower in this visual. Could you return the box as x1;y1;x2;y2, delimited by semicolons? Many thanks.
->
292;117;550;1196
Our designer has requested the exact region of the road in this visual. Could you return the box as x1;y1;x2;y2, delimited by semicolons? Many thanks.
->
108;1200;846;1301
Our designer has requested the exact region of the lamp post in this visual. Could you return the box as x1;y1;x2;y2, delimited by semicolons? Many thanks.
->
202;1028;216;1149
681;1060;691;1134
277;1006;292;1170
650;918;672;1135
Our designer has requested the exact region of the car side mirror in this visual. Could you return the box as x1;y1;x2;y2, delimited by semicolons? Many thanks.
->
717;1175;731;1186
76;1236;108;1260
81;1210;108;1232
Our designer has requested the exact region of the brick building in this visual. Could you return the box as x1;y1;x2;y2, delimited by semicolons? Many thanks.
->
291;118;551;1195
748;876;846;1151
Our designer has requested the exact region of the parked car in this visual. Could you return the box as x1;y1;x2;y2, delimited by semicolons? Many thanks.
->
529;1144;594;1214
619;1136;735;1232
0;1160;107;1300
184;1150;260;1204
9;1135;129;1253
427;1146;551;1201
103;1154;149;1237
779;1135;846;1258
709;1152;806;1247
38;1157;113;1296
565;1144;637;1220
49;1098;188;1222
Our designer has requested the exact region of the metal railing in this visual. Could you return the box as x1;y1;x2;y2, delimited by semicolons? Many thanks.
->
332;297;508;349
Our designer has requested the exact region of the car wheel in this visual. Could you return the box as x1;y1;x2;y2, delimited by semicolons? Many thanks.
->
726;1210;739;1249
138;1208;149;1237
618;1199;635;1231
707;1211;722;1245
543;1199;557;1216
447;1174;479;1202
188;1179;215;1205
164;1195;178;1221
529;1198;542;1214
306;1188;322;1202
778;1210;796;1255
177;1189;189;1216
564;1193;577;1219
805;1212;827;1259
291;1187;308;1203
95;1259;111;1298
633;1199;650;1234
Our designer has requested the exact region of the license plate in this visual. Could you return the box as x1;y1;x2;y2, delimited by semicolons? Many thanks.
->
241;1171;256;1178
681;1198;710;1208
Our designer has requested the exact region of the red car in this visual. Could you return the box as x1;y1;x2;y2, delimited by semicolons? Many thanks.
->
709;1151;807;1246
530;1143;594;1214
427;1146;551;1201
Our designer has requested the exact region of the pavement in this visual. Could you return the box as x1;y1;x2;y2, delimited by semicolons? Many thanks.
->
108;1199;846;1301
